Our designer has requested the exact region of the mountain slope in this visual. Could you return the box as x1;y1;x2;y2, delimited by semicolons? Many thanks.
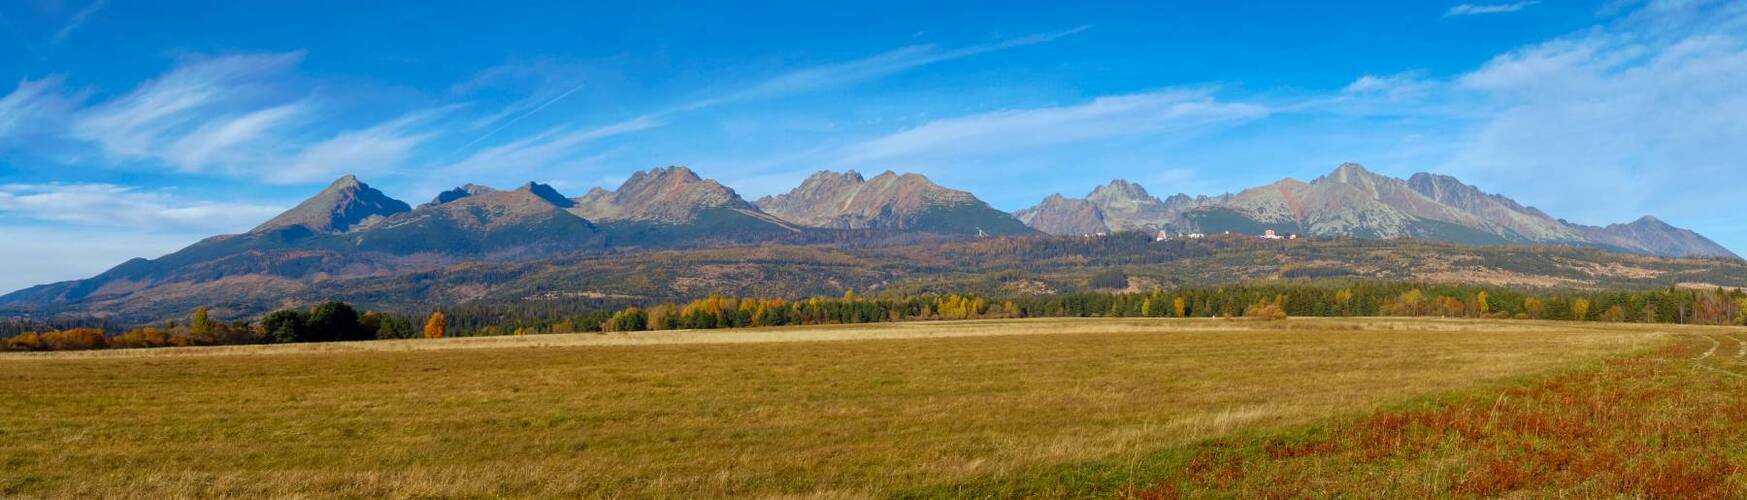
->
1405;173;1581;243
1014;194;1109;236
356;184;603;255
757;170;1034;236
1575;216;1738;258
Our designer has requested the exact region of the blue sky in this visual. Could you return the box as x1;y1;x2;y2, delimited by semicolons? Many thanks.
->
2;0;1745;293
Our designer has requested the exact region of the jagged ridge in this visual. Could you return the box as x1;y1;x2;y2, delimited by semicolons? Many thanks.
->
756;170;1034;236
1015;163;1735;258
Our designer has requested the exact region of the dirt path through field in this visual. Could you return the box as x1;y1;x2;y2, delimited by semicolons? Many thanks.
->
1683;332;1747;380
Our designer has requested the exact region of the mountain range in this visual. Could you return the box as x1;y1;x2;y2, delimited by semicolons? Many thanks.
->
0;163;1735;322
1014;163;1736;258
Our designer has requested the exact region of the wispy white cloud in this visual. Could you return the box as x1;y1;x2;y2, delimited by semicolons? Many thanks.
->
447;82;586;158
452;58;602;129
1437;0;1747;228
0;183;283;231
0;76;83;140
1445;1;1539;16
679;26;1091;111
163;102;307;171
266;107;458;184
441;26;1093;174
13;52;457;184
839;89;1266;163
51;0;108;43
71;51;305;163
436;115;662;179
1342;72;1435;99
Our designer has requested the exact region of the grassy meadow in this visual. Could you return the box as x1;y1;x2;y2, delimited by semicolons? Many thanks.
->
0;318;1734;497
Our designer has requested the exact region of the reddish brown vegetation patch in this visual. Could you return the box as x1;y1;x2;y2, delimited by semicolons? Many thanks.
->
1129;333;1747;497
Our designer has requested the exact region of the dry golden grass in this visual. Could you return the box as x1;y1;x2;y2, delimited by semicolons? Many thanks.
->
910;324;1747;499
0;318;1673;498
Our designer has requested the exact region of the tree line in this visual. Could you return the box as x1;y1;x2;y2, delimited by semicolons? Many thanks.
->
586;284;1745;333
3;303;449;352
5;283;1745;352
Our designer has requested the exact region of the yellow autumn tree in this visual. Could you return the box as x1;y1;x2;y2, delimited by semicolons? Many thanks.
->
191;306;212;337
1332;289;1355;314
423;311;447;339
1571;298;1591;321
1602;304;1626;322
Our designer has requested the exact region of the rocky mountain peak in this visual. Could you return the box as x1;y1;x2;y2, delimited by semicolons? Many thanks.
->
515;181;575;208
251;175;410;235
569;166;757;223
627;165;705;185
1627;215;1669;228
428;183;498;207
1325;163;1376;181
756;169;1031;235
768;170;862;193
329;174;362;189
1078;179;1178;232
1313;163;1395;196
1088;179;1153;203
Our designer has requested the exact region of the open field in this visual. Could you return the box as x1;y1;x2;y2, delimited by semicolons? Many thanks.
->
0;318;1720;497
919;328;1747;497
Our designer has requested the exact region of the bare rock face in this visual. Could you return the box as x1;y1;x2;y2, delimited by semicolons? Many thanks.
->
1406;172;1582;242
425;183;498;207
252;175;411;234
1085;180;1175;232
757;170;1032;235
1015;194;1109;236
394;188;582;231
754;170;872;228
517;182;576;208
569;166;759;223
351;184;603;256
1018;179;1216;235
